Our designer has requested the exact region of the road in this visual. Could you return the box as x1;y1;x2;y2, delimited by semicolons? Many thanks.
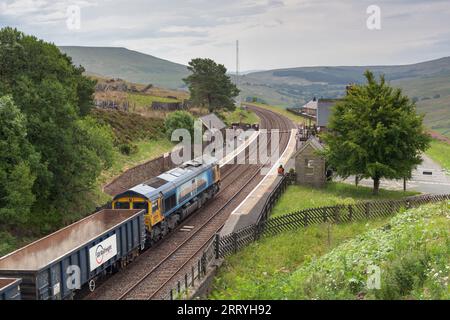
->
340;154;450;194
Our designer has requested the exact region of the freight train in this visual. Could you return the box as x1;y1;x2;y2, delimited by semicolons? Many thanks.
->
0;159;221;300
113;159;220;243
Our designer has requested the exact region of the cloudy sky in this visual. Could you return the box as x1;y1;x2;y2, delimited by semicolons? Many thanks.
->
1;0;450;71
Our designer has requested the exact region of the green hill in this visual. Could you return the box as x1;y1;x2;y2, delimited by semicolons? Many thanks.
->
240;57;450;136
59;46;190;89
58;46;450;136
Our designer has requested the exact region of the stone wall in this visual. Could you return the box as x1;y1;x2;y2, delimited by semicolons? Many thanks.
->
103;152;178;196
151;101;184;111
295;144;326;188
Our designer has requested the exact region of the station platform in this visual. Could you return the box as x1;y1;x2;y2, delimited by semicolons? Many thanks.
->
221;129;298;235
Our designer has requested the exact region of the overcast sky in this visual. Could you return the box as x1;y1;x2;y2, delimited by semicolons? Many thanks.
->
1;0;450;71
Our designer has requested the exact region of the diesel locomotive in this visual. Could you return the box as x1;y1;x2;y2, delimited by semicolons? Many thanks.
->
112;159;221;243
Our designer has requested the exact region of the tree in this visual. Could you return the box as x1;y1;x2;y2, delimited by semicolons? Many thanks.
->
0;28;113;227
0;96;41;228
183;58;239;112
322;71;431;194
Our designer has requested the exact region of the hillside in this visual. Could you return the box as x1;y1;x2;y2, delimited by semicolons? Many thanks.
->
60;46;190;89
240;57;450;136
59;46;450;136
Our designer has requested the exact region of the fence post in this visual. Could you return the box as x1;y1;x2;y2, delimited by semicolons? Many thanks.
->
233;233;238;253
192;266;195;286
215;233;220;259
185;274;188;292
254;224;259;241
170;289;173;300
201;253;207;275
322;207;327;223
304;212;309;227
365;202;370;219
334;206;340;224
348;205;353;221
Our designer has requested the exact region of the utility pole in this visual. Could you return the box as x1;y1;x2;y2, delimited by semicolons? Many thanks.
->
236;40;241;108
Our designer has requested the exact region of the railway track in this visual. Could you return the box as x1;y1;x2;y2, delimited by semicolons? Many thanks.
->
85;105;295;300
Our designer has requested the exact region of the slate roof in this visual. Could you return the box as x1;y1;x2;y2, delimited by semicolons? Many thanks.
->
293;136;324;158
199;113;226;131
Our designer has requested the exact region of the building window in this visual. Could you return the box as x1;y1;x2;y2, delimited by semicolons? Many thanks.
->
306;159;315;176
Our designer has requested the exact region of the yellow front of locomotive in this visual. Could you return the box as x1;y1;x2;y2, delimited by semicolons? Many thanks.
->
112;197;163;230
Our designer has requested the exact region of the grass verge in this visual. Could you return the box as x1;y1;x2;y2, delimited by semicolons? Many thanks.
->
271;182;418;218
210;202;449;300
426;139;450;173
218;108;260;126
99;138;174;188
210;217;390;299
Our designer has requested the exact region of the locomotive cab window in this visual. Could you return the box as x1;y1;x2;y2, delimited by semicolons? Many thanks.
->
133;202;148;212
115;201;130;209
152;201;159;213
164;194;177;211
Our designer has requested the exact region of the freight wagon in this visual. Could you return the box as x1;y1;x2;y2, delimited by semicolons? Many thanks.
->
0;278;21;300
0;209;145;300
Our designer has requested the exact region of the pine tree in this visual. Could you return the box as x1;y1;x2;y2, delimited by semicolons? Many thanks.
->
183;58;240;112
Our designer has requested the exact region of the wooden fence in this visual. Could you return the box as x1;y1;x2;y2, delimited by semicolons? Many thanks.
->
165;175;450;298
217;193;450;258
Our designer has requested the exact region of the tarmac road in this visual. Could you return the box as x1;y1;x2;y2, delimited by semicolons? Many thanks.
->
340;154;450;194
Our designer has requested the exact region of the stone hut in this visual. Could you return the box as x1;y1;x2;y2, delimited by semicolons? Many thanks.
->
293;136;326;188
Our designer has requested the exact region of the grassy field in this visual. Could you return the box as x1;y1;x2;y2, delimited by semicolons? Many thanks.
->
60;46;190;89
218;108;260;126
98;138;174;188
210;217;390;299
127;92;179;107
210;202;449;300
426;139;450;173
393;74;450;138
271;182;418;218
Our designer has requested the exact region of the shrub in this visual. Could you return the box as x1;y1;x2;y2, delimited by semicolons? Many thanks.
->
164;111;195;141
118;143;137;155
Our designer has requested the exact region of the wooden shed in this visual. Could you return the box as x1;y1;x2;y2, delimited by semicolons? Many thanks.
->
293;137;326;188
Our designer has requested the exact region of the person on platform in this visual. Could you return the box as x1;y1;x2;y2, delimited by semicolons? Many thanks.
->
278;164;285;175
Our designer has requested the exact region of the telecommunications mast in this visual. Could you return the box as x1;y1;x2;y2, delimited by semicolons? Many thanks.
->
236;40;241;108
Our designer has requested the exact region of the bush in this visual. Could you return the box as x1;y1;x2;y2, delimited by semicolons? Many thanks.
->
164;111;195;141
118;143;137;155
0;231;17;256
377;251;428;299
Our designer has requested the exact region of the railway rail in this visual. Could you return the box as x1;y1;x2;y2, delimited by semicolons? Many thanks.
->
85;105;295;300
